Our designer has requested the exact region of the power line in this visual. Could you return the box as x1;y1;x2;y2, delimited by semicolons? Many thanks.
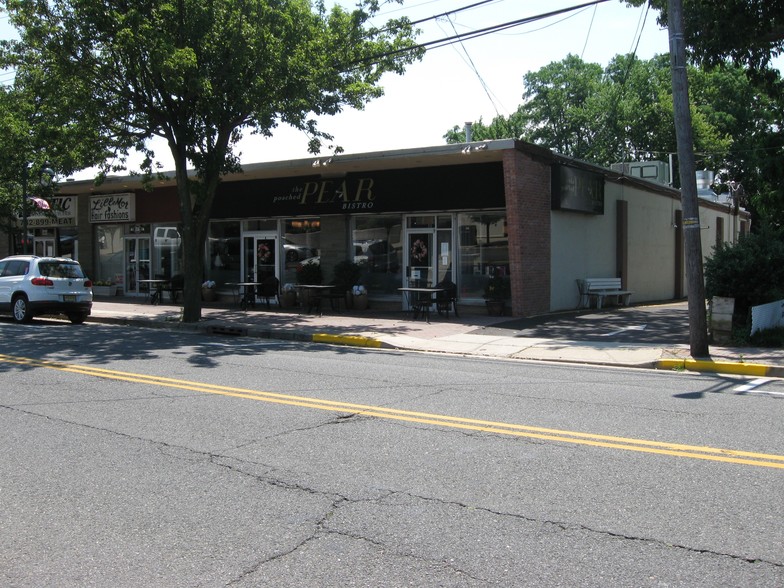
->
441;12;504;117
580;4;598;59
350;0;611;67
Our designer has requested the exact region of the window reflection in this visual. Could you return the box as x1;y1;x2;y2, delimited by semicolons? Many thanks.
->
352;214;402;296
458;212;508;299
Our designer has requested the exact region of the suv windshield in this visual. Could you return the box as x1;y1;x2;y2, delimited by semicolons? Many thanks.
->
38;261;86;279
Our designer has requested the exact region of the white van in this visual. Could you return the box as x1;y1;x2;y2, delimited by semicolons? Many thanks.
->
154;227;181;247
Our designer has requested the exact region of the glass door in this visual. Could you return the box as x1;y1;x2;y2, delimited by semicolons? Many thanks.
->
124;237;151;296
407;231;433;287
242;232;278;283
34;236;56;257
405;215;454;287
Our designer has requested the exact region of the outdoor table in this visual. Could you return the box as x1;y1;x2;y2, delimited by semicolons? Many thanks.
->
226;282;263;310
398;287;445;323
296;284;334;315
138;279;170;305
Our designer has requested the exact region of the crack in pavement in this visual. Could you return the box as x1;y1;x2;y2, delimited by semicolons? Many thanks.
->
5;403;781;575
391;490;784;569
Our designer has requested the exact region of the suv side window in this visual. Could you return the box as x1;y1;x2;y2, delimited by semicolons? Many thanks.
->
2;260;29;276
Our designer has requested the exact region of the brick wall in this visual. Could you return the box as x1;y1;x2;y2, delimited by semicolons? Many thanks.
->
503;149;551;316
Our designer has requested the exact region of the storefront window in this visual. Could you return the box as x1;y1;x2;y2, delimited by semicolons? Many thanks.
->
207;220;241;287
457;212;508;299
152;225;183;280
282;218;320;286
94;224;125;285
352;214;402;296
58;227;77;259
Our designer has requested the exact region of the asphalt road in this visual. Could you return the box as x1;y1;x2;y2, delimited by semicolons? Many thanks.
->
1;321;782;587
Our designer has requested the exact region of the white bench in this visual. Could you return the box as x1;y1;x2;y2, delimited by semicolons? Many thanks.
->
577;278;633;309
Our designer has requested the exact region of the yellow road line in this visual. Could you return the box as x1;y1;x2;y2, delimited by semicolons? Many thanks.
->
3;353;783;469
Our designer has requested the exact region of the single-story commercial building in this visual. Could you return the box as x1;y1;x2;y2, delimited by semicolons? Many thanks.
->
3;139;750;315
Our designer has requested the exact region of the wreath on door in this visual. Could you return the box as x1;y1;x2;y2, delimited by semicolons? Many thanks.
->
257;242;273;263
411;239;428;263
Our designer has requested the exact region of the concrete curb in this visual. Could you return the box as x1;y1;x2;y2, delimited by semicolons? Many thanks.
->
657;358;784;378
312;333;387;348
86;314;783;377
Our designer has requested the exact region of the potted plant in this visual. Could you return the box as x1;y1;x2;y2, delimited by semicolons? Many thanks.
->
296;261;323;307
351;284;369;310
484;273;510;316
281;282;298;308
332;260;362;308
92;280;117;297
201;280;217;302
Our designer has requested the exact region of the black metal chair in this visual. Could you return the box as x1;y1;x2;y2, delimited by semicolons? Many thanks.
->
258;276;280;309
435;280;458;318
168;274;184;303
408;279;435;321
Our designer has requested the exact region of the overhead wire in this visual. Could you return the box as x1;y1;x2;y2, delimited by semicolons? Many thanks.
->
580;4;598;59
349;0;611;67
440;11;505;117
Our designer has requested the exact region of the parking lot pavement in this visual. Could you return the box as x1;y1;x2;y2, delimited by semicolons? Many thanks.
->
479;302;691;345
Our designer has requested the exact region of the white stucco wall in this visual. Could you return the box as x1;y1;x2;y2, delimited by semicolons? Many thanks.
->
550;177;749;312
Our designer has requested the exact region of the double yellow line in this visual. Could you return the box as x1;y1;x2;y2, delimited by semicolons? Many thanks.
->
3;353;784;470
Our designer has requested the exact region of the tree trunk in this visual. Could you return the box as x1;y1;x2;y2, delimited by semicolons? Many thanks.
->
180;223;204;323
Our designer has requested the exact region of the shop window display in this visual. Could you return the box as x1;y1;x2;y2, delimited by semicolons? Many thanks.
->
352;214;402;297
458;212;508;300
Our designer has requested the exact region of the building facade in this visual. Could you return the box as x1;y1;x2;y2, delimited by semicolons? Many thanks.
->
4;139;750;315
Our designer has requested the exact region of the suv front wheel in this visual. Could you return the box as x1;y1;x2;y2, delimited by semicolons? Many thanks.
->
12;295;34;323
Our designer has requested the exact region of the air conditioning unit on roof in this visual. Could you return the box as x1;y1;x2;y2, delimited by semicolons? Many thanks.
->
610;161;670;186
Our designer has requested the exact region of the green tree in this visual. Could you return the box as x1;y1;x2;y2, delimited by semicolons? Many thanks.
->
446;53;784;223
705;224;784;316
625;0;784;74
3;0;421;321
0;63;110;241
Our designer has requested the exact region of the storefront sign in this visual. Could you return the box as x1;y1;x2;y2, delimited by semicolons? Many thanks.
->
551;165;604;214
26;196;78;227
213;163;505;218
90;193;136;223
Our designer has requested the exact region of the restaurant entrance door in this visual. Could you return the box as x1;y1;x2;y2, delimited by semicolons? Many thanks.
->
243;232;278;283
403;215;454;309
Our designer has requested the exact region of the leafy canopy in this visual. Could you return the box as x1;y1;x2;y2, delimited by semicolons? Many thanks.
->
445;53;784;224
3;0;422;321
624;0;784;75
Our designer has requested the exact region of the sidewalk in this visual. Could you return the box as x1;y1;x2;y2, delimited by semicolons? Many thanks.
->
86;297;784;378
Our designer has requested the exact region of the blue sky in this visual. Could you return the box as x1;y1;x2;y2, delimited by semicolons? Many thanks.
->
240;0;675;164
2;1;777;176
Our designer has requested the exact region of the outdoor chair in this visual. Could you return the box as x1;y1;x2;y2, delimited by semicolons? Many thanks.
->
435;279;459;318
258;276;280;309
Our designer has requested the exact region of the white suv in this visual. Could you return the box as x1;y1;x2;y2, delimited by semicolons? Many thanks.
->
0;256;93;324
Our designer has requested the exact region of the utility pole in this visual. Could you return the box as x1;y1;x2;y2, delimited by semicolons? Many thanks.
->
667;0;709;357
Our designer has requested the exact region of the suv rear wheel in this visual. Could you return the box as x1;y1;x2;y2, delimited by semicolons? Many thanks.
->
68;313;88;325
12;295;34;323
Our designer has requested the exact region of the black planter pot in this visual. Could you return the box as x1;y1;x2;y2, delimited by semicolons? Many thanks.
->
485;299;506;316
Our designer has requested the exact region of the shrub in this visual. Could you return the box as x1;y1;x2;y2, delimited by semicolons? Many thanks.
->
705;224;784;315
331;260;362;292
296;261;322;284
484;275;511;300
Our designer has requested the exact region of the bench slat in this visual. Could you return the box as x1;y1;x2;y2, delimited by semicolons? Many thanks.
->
577;278;633;309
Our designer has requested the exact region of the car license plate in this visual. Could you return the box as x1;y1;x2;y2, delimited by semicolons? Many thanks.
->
63;295;77;302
